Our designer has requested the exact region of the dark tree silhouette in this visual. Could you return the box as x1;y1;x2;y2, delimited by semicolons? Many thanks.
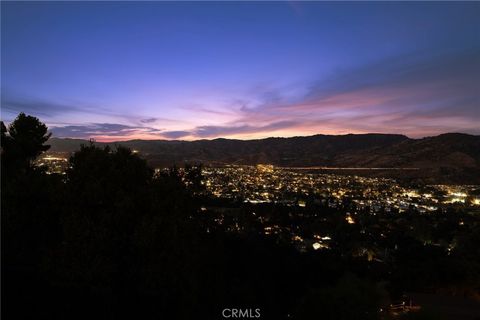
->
1;121;10;173
1;113;51;173
183;163;205;195
1;120;10;149
2;114;63;320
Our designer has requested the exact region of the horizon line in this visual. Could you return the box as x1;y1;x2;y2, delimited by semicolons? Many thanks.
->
48;131;477;144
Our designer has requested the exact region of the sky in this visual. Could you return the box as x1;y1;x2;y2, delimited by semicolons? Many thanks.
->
1;2;479;141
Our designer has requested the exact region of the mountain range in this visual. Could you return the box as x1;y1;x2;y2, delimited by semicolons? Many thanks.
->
48;133;480;184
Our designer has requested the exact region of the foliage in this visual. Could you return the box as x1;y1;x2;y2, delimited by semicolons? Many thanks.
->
1;113;51;172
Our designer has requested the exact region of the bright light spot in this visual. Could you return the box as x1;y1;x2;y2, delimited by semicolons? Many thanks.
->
346;215;355;224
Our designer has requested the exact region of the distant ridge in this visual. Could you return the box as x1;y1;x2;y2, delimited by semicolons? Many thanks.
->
48;133;480;184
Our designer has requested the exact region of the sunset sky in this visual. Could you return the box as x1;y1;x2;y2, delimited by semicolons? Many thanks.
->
1;2;479;141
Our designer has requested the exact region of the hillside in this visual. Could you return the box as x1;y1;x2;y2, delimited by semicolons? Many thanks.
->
48;133;480;184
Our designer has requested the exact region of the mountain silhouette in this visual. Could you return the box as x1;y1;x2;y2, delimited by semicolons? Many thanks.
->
48;133;480;184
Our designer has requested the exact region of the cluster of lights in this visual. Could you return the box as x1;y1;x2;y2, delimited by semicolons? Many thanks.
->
201;165;480;211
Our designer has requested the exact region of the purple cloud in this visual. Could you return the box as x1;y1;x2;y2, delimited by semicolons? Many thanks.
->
51;123;163;139
161;130;191;139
